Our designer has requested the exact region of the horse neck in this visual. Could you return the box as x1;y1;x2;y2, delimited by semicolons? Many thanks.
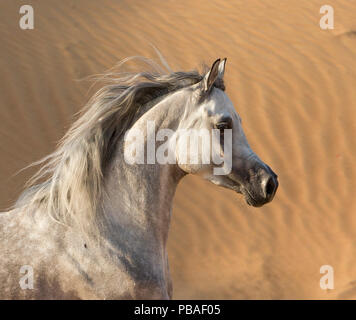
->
99;90;188;253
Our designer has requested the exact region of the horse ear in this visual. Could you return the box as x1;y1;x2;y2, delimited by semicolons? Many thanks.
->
218;58;227;79
202;58;227;92
203;58;221;92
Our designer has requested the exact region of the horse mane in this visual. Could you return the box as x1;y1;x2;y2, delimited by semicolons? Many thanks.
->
15;56;225;232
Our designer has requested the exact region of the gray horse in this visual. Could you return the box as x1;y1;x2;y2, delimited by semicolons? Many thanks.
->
0;57;278;299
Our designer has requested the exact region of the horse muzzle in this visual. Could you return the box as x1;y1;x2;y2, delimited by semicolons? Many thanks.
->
241;164;278;207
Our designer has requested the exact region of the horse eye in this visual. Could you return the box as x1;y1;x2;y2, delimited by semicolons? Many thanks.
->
215;119;232;131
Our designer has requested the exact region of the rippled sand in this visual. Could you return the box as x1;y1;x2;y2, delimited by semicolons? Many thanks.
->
0;0;355;299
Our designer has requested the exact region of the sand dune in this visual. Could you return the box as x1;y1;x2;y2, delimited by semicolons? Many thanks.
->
0;0;355;299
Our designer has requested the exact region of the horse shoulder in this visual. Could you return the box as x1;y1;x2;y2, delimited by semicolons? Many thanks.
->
0;209;97;299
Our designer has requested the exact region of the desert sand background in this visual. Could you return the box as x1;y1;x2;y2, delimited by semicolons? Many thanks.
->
0;0;355;299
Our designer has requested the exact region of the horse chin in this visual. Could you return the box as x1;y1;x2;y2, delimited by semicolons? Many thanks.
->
241;188;263;207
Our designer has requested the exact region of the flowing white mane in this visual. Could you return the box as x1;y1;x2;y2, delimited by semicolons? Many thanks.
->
15;57;213;231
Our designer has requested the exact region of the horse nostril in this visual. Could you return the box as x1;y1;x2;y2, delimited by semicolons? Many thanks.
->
265;177;276;199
